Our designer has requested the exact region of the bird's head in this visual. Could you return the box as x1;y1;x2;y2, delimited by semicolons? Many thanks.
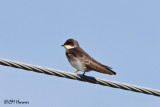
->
61;39;79;49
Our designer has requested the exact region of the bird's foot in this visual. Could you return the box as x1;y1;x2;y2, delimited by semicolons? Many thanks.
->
74;71;78;75
81;72;86;79
74;70;79;76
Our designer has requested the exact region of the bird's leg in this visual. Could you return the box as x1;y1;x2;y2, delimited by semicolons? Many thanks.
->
82;72;85;76
82;72;86;78
79;72;86;79
74;70;79;75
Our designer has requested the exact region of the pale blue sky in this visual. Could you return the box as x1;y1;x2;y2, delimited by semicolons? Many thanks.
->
0;0;160;107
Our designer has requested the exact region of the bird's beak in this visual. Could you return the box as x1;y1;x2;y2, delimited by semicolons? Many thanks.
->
61;45;64;47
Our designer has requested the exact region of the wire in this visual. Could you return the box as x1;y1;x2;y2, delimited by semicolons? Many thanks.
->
0;58;160;97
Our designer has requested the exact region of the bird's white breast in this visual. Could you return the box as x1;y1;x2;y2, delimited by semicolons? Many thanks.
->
69;58;87;72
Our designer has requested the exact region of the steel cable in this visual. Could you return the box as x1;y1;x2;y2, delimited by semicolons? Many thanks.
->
0;58;160;97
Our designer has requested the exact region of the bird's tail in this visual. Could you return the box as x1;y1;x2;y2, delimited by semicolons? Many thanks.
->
105;68;116;75
102;64;116;75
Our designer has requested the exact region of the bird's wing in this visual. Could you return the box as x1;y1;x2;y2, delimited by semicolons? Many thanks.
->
72;47;116;75
85;59;116;75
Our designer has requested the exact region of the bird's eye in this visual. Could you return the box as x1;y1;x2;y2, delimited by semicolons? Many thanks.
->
67;42;72;45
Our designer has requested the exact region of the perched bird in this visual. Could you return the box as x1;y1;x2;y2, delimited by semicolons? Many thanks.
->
62;39;116;76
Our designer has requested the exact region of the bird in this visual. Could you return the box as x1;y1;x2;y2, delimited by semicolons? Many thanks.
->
61;39;116;76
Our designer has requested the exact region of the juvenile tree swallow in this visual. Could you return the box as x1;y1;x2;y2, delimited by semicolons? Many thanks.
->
62;39;116;76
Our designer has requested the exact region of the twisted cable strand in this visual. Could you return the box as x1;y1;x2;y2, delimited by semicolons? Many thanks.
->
0;58;160;97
